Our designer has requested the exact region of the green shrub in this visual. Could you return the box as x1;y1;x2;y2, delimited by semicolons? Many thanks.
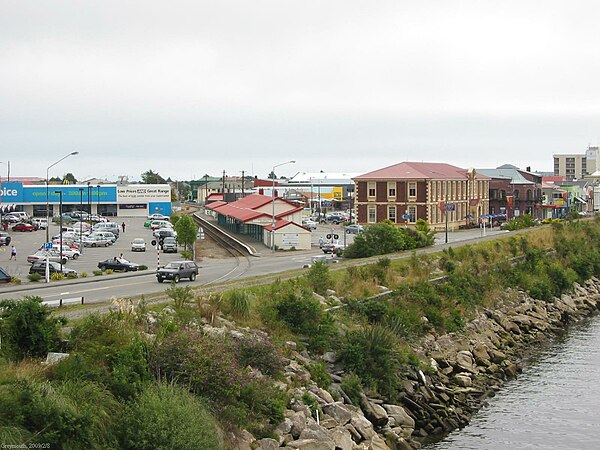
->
275;292;321;335
340;373;363;406
50;272;65;281
27;273;43;282
0;297;66;361
224;290;251;319
93;270;103;276
10;277;21;284
117;383;223;449
239;379;288;438
165;284;195;308
0;379;119;448
105;269;113;275
235;337;282;377
150;330;247;405
80;272;88;278
308;362;331;389
305;261;332;294
339;325;400;397
180;249;193;260
344;220;420;258
66;273;78;279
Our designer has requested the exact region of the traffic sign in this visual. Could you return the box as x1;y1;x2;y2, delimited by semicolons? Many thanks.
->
333;234;339;240
445;204;456;211
402;214;410;220
44;242;53;250
326;234;332;239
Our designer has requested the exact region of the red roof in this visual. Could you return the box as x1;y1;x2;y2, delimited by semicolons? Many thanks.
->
206;193;224;201
542;176;564;183
264;219;308;232
354;162;488;180
207;194;303;224
207;201;227;210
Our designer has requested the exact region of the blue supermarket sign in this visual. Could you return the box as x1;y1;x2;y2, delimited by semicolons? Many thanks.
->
0;182;117;204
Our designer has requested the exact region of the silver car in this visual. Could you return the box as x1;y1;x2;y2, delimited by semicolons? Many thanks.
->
131;238;147;252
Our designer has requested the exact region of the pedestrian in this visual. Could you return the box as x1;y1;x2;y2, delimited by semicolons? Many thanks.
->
2;222;7;231
318;236;324;248
121;222;126;232
9;245;16;260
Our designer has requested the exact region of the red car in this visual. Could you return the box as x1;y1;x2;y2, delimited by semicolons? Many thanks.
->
12;223;35;232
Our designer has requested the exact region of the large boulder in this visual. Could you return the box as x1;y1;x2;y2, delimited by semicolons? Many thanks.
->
286;439;335;450
255;438;279;450
322;402;354;425
455;350;475;372
382;404;415;429
350;415;377;441
290;410;309;438
299;422;332;442
360;394;389;427
329;426;354;450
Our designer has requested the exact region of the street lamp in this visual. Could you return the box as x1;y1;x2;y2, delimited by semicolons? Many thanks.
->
79;188;84;254
87;182;91;223
46;151;78;242
96;185;101;215
271;160;296;252
0;161;9;181
54;190;64;273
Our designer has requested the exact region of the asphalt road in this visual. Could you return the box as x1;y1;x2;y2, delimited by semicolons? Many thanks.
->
0;219;512;304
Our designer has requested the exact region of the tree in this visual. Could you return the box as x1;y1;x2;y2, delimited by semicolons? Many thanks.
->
174;215;197;251
62;172;78;184
141;170;167;184
0;296;66;361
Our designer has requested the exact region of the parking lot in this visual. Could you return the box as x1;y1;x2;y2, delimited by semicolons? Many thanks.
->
0;217;185;282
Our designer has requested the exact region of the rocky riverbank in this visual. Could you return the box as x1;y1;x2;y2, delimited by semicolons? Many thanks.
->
231;277;600;450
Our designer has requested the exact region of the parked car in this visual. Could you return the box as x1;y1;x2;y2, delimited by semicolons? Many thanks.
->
161;236;178;253
31;218;48;230
82;235;111;247
92;222;120;237
0;232;11;246
29;261;77;276
302;219;318;230
3;214;21;223
156;261;198;283
27;251;68;265
0;266;11;283
345;224;364;234
52;213;78;224
150;220;172;231
321;241;346;255
148;213;170;221
131;238;147;252
90;231;117;244
153;228;177;242
97;257;140;272
50;245;81;260
12;223;35;232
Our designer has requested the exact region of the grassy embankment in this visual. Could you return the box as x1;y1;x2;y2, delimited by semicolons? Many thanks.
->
1;219;600;448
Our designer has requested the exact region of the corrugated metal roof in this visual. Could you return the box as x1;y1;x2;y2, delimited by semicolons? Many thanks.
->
264;219;308;232
477;168;534;184
354;162;486;180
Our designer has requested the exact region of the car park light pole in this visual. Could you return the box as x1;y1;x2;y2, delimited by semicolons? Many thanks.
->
271;160;295;252
55;190;64;273
79;188;84;254
87;182;91;224
46;151;78;242
96;185;100;215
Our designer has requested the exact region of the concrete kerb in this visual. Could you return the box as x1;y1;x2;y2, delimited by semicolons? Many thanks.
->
0;269;152;295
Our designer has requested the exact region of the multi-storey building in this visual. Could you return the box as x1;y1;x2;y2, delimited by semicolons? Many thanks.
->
553;146;599;181
353;162;489;230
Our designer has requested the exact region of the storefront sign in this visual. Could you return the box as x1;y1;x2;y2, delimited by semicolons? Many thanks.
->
117;185;170;201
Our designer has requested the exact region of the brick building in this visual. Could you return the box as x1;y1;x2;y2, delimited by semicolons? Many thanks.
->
353;162;489;230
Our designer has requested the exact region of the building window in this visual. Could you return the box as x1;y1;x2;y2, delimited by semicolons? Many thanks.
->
388;182;396;198
408;206;416;223
408;182;416;197
388;206;396;222
514;190;519;199
527;189;532;201
368;206;376;223
368;183;376;198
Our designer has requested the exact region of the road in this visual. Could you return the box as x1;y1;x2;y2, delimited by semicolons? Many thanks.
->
0;224;513;304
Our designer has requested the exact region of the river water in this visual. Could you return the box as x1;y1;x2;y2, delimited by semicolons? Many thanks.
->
426;315;600;450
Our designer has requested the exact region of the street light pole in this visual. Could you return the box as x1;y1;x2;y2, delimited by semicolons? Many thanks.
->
87;182;91;223
271;160;296;252
79;188;84;254
55;190;64;273
46;151;78;242
96;185;101;216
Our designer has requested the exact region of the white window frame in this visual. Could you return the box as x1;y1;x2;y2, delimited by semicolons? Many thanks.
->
408;206;416;223
388;205;396;222
368;205;376;223
408;182;416;198
388;182;396;199
368;182;376;198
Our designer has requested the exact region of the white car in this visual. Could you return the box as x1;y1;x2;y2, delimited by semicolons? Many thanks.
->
51;245;81;259
82;235;111;247
148;213;170;221
27;250;68;265
131;238;147;252
89;231;117;244
31;218;48;229
302;220;318;230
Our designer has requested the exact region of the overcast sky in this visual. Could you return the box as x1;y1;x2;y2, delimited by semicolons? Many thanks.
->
2;0;600;182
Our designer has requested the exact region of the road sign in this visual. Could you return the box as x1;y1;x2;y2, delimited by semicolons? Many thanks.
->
333;234;339;240
402;214;410;220
326;234;332;239
44;242;52;250
445;204;456;211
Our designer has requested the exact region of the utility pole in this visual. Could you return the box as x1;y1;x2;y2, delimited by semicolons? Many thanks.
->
241;170;245;197
222;170;226;194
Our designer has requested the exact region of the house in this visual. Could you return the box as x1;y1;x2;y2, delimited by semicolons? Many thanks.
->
353;162;489;230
